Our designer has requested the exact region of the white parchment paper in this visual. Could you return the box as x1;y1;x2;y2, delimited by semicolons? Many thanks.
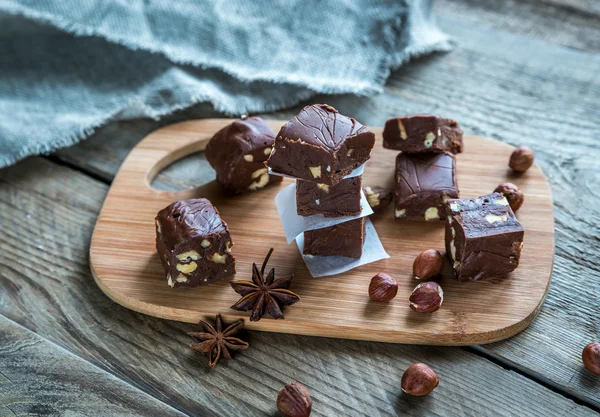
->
275;182;374;244
295;218;389;277
267;163;365;181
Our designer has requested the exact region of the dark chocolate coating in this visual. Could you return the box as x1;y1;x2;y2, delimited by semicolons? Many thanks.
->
363;185;393;214
296;176;362;217
383;115;463;154
303;218;365;259
267;104;375;185
394;152;459;221
445;193;524;282
155;198;236;288
205;117;282;194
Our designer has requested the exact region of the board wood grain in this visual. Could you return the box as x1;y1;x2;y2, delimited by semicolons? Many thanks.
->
4;157;592;417
90;119;554;345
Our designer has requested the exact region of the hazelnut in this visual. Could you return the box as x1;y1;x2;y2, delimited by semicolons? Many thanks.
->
368;273;398;302
509;146;534;172
413;250;443;280
277;381;312;417
409;282;443;313
401;363;439;396
582;342;600;375
494;182;524;212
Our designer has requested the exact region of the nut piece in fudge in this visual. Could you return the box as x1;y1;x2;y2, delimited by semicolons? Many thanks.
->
296;176;362;217
205;117;282;194
303;218;365;259
267;104;375;185
394;152;459;221
155;198;236;288
383;115;463;154
445;193;524;282
363;185;393;214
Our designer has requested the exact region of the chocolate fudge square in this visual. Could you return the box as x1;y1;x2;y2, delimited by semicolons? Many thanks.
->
394;152;459;221
155;198;236;288
303;218;366;259
267;104;375;185
445;193;524;282
205;117;282;194
383;115;463;154
296;176;362;217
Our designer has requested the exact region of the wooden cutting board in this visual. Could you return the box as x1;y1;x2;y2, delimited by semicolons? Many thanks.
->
90;119;554;345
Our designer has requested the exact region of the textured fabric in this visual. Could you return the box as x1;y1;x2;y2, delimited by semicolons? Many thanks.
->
0;0;451;168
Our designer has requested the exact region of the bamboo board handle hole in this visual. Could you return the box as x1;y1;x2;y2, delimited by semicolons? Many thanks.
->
147;138;213;193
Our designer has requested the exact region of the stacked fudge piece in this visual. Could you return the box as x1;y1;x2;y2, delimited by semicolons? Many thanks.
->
268;104;376;259
383;115;463;222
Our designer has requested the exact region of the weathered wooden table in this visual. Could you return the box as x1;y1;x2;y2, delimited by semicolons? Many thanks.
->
1;1;599;416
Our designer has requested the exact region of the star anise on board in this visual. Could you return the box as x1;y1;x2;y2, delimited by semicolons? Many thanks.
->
188;314;249;367
230;248;300;321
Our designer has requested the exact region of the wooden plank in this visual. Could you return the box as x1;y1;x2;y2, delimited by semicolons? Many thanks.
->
435;0;600;52
90;119;554;346
1;158;597;416
51;12;600;408
0;316;185;417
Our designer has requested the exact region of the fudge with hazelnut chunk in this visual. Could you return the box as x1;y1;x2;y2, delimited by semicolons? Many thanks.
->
296;176;362;217
394;152;459;222
205;117;282;194
445;193;524;282
383;115;463;154
155;198;235;288
266;104;375;185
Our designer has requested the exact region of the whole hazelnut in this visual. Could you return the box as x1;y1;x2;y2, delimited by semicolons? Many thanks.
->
494;182;524;212
582;342;600;375
401;363;439;396
509;146;535;172
369;273;398;302
409;282;443;313
413;250;444;280
277;381;312;417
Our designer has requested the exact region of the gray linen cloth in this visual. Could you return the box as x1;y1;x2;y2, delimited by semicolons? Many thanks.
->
0;0;451;168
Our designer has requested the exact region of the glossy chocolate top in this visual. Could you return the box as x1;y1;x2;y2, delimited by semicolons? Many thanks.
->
447;193;523;237
156;198;227;249
395;152;458;199
278;104;370;151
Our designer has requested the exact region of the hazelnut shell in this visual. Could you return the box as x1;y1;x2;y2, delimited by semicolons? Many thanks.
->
277;381;312;417
509;146;535;172
368;273;398;302
413;250;444;280
582;342;600;376
409;282;443;313
401;363;439;396
494;182;524;212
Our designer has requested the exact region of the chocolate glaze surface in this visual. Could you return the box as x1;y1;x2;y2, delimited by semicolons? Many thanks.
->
383;115;463;154
280;104;370;151
205;117;282;194
296;176;362;217
394;152;459;221
155;198;236;288
445;193;524;282
303;217;365;259
267;104;375;185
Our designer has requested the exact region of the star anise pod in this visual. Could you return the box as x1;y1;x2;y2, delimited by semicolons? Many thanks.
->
230;248;300;321
188;314;249;367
